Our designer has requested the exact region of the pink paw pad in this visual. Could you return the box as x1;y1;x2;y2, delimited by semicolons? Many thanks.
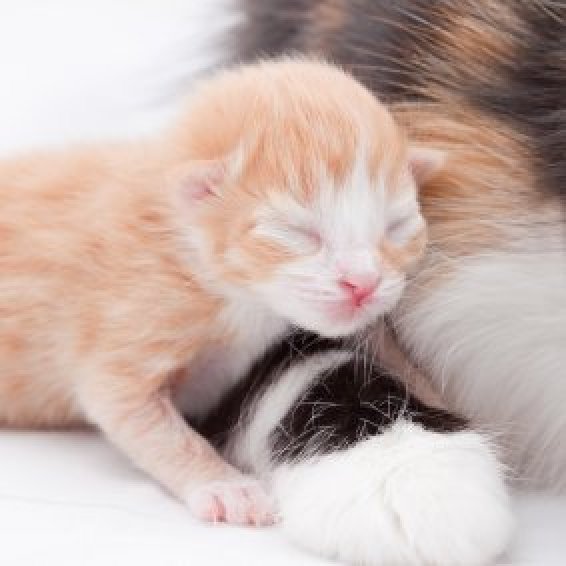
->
186;478;277;527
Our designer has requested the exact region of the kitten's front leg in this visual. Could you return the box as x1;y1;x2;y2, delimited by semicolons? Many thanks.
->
77;370;274;526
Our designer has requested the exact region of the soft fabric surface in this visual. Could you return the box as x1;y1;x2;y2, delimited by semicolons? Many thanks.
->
0;431;564;565
0;1;564;563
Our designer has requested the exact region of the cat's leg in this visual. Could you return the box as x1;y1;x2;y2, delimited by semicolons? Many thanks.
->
211;342;514;564
77;371;274;525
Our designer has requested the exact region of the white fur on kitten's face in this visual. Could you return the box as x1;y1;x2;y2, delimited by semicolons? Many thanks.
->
251;163;426;337
182;150;431;339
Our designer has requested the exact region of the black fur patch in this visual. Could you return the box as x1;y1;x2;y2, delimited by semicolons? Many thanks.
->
270;354;467;462
235;0;443;101
195;330;342;447
233;0;311;60
195;330;467;461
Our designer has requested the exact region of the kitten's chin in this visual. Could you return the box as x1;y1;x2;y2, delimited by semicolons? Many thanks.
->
292;307;385;339
324;315;381;338
261;286;403;338
314;296;401;338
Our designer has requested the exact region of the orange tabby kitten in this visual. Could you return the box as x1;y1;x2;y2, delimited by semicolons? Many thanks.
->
0;59;440;525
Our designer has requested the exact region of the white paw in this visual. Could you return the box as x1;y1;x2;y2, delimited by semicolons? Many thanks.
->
273;421;514;565
186;476;277;526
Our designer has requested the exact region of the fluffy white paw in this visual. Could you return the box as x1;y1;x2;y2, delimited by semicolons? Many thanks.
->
186;476;277;526
273;421;514;565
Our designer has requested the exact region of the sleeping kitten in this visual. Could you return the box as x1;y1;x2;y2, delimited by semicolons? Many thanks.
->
197;327;513;565
233;0;566;491
0;59;441;524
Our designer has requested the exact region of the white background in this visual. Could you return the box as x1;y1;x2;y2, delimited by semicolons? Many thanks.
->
0;1;564;564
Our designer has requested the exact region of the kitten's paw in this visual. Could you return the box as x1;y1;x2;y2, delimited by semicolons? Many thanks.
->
186;476;276;526
273;421;514;565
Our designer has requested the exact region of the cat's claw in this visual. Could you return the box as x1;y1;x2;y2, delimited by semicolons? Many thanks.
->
186;477;277;526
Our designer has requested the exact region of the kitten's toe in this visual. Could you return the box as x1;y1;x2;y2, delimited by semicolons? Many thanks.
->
273;421;514;565
186;476;276;526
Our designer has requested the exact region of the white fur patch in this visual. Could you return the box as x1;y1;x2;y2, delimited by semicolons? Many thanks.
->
272;421;513;565
397;248;566;491
175;298;288;420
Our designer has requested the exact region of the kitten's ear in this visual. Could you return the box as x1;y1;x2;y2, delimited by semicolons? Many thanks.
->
408;147;446;186
175;160;227;202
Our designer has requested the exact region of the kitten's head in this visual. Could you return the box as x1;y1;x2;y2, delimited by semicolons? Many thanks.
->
171;59;443;337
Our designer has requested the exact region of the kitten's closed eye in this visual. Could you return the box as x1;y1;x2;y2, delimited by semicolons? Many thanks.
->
253;218;322;255
386;212;423;244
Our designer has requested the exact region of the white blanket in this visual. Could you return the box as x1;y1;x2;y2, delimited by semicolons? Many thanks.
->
0;1;564;563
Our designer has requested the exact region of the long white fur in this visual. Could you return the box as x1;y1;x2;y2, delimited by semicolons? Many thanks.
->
273;424;513;566
397;247;566;491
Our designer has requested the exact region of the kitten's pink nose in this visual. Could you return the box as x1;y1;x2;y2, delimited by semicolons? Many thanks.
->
339;275;379;308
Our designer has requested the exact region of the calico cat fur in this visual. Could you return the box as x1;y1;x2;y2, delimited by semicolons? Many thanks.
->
231;0;566;491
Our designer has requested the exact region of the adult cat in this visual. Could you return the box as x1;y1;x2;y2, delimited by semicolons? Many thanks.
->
231;0;566;491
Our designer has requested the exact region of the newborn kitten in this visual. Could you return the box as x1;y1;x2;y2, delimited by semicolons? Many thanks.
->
197;328;513;564
0;59;440;524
